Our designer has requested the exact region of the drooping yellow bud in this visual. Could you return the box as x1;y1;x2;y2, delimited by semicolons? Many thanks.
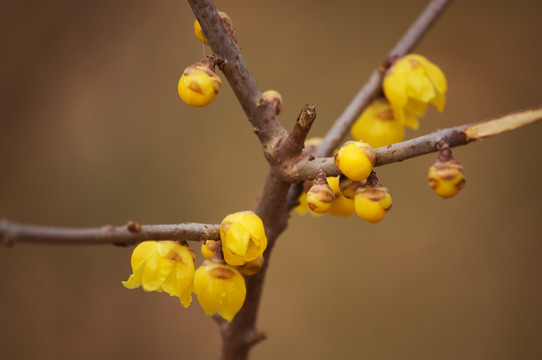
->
428;158;465;198
178;58;221;107
306;172;335;214
201;240;219;260
383;54;447;129
122;241;195;307
354;186;392;223
351;98;405;148
220;211;267;266
262;90;283;115
334;141;376;181
193;260;246;322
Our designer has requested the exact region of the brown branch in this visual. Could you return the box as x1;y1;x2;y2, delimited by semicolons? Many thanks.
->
285;105;542;182
187;2;317;360
316;0;453;157
0;219;220;247
187;0;287;152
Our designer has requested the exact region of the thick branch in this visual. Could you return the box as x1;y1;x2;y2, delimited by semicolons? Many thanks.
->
287;105;542;182
316;0;453;157
187;0;287;151
0;219;220;247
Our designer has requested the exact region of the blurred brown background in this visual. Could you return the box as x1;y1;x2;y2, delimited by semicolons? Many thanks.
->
1;0;542;359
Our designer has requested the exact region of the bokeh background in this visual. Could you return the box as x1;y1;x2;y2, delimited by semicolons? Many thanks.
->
1;0;542;359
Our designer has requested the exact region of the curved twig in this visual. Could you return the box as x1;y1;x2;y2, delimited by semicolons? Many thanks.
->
0;219;220;247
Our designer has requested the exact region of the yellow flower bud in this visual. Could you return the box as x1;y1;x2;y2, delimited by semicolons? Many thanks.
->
201;240;219;260
178;59;221;107
338;175;364;199
193;260;246;322
262;89;283;115
351;98;405;148
354;186;392;223
122;241;195;307
238;256;264;276
328;194;355;217
428;158;465;198
383;54;447;129
306;172;335;214
334;141;376;181
193;11;237;45
220;211;267;266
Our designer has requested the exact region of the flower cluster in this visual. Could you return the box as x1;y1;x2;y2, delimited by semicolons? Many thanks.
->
351;54;447;148
297;139;392;223
123;211;267;322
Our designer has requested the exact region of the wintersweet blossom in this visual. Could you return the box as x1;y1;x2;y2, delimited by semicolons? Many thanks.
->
122;241;195;307
193;260;246;322
220;211;267;266
383;54;447;129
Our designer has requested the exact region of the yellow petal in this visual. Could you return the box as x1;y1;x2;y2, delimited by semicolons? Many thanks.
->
161;263;180;297
225;222;250;255
122;262;146;289
179;290;193;308
130;241;157;272
402;112;420;130
141;254;174;291
404;69;435;103
219;272;246;322
383;73;408;111
405;98;429;117
423;61;447;94
430;90;446;112
194;266;221;315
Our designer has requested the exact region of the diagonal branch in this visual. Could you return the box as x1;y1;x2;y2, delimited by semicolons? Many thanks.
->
316;0;453;157
285;105;542;182
187;0;287;152
0;219;220;247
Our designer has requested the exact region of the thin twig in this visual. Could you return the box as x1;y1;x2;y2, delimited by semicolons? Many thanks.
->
0;219;220;247
285;105;542;182
316;0;453;157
